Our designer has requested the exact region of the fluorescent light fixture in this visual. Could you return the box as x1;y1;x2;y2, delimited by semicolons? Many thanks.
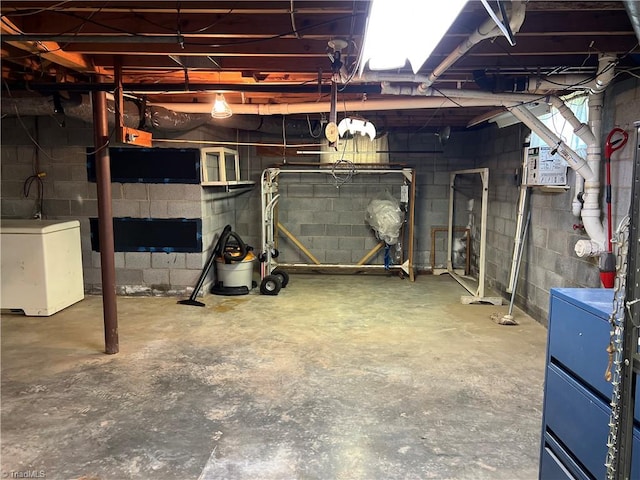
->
360;0;468;75
211;93;232;118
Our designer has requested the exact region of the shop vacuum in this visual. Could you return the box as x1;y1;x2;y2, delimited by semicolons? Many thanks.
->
177;225;256;306
210;226;257;296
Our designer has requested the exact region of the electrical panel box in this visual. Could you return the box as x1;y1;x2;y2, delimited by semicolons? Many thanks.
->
524;146;568;186
200;147;254;188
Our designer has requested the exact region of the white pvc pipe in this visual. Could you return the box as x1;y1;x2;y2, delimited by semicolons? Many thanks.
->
509;105;595;181
526;76;595;93
360;72;432;84
569;91;603;218
574;93;607;256
509;106;606;255
154;96;522;115
427;88;548;104
591;54;617;94
419;0;526;90
572;175;585;217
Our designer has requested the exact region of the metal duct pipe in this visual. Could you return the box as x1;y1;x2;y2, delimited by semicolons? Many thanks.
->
1;93;316;136
0;94;204;131
624;0;640;46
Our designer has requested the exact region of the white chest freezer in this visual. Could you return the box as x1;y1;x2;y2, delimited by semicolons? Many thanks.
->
1;219;84;316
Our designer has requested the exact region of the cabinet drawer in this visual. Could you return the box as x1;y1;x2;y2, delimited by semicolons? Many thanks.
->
541;432;590;480
548;296;611;397
548;296;640;422
540;446;578;480
544;364;640;479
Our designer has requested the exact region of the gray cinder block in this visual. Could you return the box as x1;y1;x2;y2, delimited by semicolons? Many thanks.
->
169;268;200;287
123;184;148;200
143;268;170;285
151;252;186;269
125;252;151;269
168;201;203;218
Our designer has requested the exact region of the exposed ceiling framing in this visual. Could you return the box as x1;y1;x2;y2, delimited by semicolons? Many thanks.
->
1;1;638;132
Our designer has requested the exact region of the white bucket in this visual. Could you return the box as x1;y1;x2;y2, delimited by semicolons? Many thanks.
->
215;255;255;289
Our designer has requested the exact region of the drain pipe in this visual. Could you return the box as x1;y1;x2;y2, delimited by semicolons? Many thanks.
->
547;94;597;218
508;103;610;256
569;92;605;218
509;105;595;182
555;54;614;254
381;58;616;257
571;52;615;256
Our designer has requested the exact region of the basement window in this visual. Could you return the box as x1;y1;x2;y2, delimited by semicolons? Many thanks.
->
530;93;588;152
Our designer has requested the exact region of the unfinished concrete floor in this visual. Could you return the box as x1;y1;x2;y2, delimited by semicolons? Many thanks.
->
2;274;547;480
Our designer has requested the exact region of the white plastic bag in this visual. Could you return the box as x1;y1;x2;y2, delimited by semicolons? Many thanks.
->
365;192;403;245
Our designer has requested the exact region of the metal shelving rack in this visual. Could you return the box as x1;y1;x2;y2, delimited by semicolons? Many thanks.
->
259;164;416;282
613;121;640;480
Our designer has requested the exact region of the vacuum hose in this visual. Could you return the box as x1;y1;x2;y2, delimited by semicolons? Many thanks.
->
216;225;252;264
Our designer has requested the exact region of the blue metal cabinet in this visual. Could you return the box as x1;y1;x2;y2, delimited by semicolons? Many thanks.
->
540;288;640;480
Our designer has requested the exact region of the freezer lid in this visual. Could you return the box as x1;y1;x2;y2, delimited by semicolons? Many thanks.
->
0;219;80;234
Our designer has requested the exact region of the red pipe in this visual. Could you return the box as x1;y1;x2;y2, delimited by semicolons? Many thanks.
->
92;78;119;354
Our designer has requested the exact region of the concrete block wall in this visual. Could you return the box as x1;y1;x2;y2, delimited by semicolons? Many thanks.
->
2;79;637;317
234;144;406;267
468;123;608;323
234;78;636;324
105;182;207;296
604;78;640;231
0;115;247;296
388;130;478;270
277;172;405;264
233;129;479;273
472;77;640;324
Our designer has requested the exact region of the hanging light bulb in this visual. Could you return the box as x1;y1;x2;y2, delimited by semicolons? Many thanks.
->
211;93;232;118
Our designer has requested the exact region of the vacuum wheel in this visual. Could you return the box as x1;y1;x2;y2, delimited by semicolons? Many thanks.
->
260;275;282;295
272;269;289;288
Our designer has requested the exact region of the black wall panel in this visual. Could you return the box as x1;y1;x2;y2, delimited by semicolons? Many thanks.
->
86;147;200;184
90;218;202;253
